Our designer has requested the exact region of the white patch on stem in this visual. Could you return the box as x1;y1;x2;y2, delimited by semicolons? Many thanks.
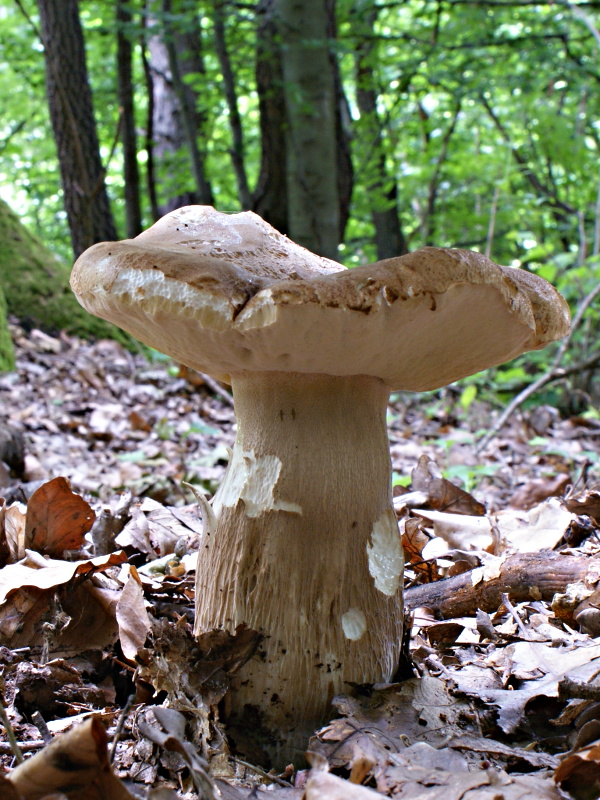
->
366;509;404;595
341;608;367;641
213;448;302;518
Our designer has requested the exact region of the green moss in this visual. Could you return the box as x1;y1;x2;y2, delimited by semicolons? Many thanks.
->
0;285;15;372
0;199;128;343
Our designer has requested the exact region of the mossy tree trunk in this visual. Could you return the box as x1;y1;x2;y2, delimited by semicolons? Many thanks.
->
0;286;15;373
0;199;125;359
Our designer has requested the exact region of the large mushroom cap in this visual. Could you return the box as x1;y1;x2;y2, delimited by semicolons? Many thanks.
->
71;205;570;391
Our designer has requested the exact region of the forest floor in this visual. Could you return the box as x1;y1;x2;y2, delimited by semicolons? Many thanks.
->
0;322;599;799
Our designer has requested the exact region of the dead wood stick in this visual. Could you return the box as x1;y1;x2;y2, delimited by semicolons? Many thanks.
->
405;551;600;619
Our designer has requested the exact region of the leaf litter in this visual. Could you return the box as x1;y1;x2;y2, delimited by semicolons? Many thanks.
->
0;324;599;797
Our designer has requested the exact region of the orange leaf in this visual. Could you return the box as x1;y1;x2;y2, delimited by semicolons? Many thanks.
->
24;477;95;557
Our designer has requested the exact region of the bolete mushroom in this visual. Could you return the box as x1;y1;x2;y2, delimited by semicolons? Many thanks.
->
70;206;570;764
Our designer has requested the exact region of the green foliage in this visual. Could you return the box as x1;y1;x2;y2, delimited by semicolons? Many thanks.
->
0;284;15;372
0;0;599;403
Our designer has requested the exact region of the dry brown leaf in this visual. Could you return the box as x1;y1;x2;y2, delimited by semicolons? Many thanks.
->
0;551;125;651
0;581;120;655
555;739;600;800
0;551;126;606
494;497;575;552
0;498;10;566
305;756;383;799
25;477;95;557
414;508;494;551
0;774;21;799
411;455;486;515
482;643;600;733
510;473;570;510
401;517;440;582
565;484;600;524
116;565;151;660
7;715;135;800
4;502;27;563
116;498;199;557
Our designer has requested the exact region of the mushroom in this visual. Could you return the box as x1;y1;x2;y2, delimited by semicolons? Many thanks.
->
70;206;570;765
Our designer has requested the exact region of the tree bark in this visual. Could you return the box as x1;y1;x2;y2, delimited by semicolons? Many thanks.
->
252;0;289;235
353;2;407;260
140;23;160;221
213;0;252;209
117;0;143;238
162;0;214;207
146;0;213;213
326;0;354;242
36;0;117;257
275;0;340;259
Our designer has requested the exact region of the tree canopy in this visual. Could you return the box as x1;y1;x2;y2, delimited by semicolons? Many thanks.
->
1;0;599;400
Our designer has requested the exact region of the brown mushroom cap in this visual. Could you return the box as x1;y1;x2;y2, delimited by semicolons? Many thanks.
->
71;205;570;391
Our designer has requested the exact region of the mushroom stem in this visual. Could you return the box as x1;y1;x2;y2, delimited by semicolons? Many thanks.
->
194;371;404;765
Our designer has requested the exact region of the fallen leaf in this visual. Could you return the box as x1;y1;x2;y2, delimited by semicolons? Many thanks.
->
3;502;27;562
24;477;95;557
482;644;600;733
116;565;151;660
565;484;600;524
411;455;486;515
0;774;21;799
413;508;494;551
555;739;600;800
0;550;126;606
510;473;570;510
305;755;383;799
7;715;135;799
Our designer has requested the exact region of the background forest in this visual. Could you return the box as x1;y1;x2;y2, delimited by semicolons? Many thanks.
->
1;0;600;409
3;3;600;796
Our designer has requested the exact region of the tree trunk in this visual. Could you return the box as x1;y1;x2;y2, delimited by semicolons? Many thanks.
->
252;0;289;235
140;16;160;221
213;0;252;209
353;2;407;260
275;0;340;259
117;0;143;238
36;0;117;257
146;0;213;213
0;287;15;373
326;0;354;242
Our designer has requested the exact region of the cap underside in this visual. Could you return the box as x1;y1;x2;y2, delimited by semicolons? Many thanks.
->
71;207;570;391
73;265;560;391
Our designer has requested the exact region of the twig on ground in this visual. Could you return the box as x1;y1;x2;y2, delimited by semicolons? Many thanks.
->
233;757;293;787
0;697;24;764
31;711;52;745
109;693;135;763
501;592;531;639
0;741;45;755
477;278;600;452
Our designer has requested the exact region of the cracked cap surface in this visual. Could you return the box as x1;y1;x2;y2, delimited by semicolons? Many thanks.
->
71;205;570;390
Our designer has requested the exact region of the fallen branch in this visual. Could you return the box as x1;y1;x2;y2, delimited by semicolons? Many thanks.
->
405;550;600;619
477;278;600;452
